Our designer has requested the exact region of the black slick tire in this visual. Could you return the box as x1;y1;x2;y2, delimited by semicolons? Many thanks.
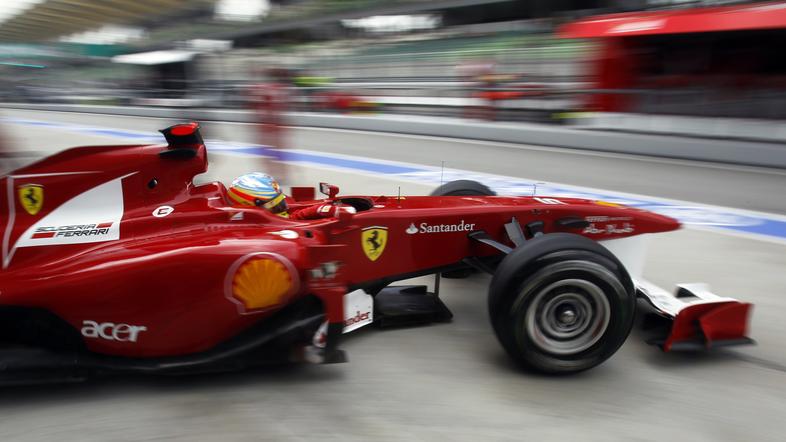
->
488;233;635;374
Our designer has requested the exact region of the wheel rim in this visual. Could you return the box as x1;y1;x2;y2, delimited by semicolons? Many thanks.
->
524;279;611;356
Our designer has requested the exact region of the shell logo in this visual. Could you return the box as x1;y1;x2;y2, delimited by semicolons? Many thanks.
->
225;253;299;314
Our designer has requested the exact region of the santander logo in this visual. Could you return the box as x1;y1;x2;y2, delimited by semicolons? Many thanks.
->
406;220;476;234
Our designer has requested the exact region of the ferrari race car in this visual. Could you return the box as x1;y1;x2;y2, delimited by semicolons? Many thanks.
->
0;122;752;384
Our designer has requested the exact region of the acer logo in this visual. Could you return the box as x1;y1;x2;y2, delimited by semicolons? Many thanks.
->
81;320;147;342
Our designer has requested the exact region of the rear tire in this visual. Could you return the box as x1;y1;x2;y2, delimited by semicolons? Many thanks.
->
430;180;496;197
488;233;635;374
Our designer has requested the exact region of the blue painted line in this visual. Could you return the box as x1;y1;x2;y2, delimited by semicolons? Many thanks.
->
4;116;786;243
712;219;786;238
2;117;165;141
2;118;60;128
84;129;161;139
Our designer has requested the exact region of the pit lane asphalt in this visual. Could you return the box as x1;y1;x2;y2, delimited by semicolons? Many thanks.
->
0;109;785;442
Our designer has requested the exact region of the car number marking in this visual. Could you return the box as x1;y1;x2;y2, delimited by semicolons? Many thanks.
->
152;206;174;218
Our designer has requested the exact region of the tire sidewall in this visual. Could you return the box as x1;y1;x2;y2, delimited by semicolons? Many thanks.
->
430;180;496;197
489;233;636;374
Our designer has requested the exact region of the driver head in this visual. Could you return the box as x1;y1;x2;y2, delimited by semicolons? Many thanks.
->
228;172;289;217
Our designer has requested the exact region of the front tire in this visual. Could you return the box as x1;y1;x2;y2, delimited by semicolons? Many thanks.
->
488;233;635;374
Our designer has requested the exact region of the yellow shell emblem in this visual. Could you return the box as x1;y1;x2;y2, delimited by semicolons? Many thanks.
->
231;257;293;312
361;226;387;262
18;184;43;215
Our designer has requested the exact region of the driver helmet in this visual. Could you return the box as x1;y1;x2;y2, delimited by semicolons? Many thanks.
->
228;172;288;217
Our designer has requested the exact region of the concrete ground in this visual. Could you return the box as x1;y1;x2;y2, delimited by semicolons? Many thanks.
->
0;110;784;442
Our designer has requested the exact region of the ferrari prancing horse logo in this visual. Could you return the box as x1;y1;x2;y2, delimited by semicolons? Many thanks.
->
18;184;43;215
361;226;387;261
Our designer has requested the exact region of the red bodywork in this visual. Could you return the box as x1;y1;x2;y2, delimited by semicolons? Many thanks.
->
0;130;686;360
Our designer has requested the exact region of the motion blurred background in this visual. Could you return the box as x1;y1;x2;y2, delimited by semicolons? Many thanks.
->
3;0;786;142
1;2;786;442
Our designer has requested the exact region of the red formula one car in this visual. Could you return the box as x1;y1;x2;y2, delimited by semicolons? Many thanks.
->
0;123;752;384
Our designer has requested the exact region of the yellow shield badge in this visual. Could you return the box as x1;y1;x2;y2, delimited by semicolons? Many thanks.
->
361;226;387;261
18;184;43;216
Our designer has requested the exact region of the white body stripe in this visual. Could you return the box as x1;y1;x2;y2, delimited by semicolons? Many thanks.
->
4;174;131;268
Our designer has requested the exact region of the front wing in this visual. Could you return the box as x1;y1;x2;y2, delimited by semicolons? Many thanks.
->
637;281;753;351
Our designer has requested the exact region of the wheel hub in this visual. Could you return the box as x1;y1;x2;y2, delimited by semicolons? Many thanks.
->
524;279;611;356
557;307;577;326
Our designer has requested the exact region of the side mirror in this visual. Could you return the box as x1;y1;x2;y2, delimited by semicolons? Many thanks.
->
319;182;339;199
